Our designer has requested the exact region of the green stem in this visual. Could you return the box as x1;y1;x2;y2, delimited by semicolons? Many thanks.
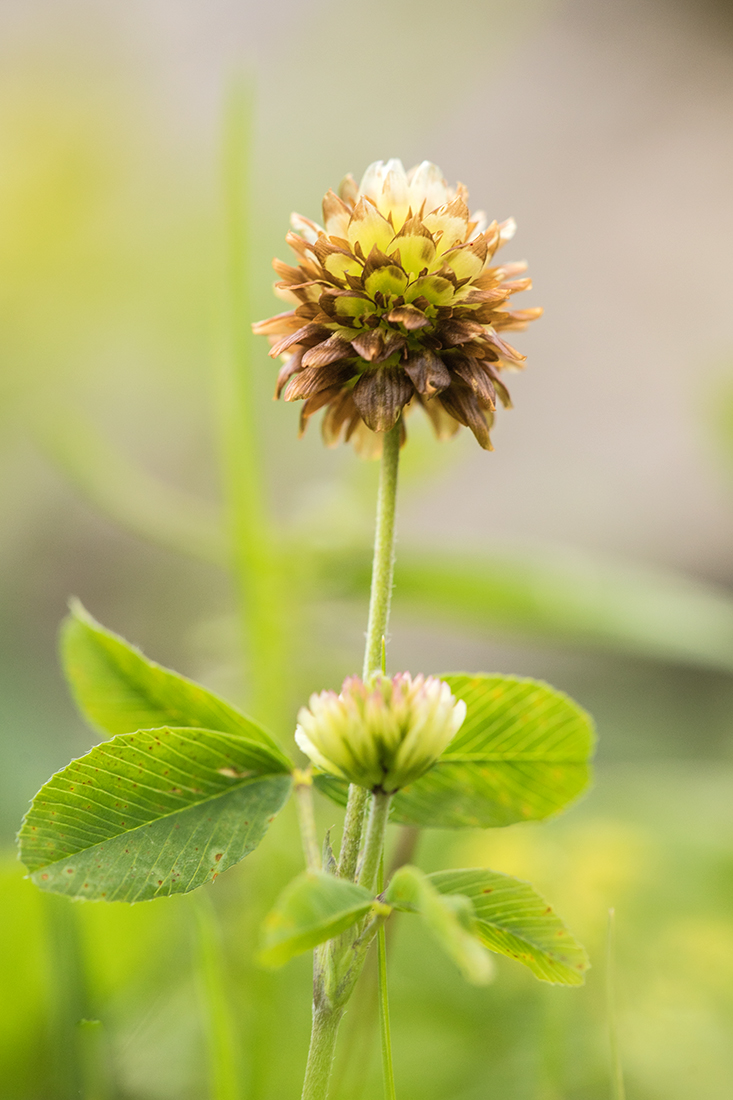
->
301;1007;343;1100
337;784;369;881
338;421;402;882
377;859;396;1100
607;908;626;1100
363;422;402;679
358;791;392;895
303;422;402;1100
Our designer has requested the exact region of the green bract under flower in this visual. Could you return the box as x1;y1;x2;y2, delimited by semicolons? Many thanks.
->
294;673;466;794
254;159;542;456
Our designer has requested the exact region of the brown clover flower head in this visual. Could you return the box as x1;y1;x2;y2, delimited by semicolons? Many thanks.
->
253;159;542;457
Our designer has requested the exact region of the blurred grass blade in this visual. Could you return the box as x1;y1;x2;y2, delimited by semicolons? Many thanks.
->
391;674;594;829
215;82;288;727
317;545;733;673
193;893;242;1100
41;894;88;1100
430;868;589;985
78;1018;111;1100
63;600;288;761
260;871;374;967
30;404;227;566
607;907;626;1100
19;727;292;901
385;865;493;985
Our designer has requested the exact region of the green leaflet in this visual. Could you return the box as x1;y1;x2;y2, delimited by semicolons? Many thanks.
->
18;727;292;902
62;601;287;764
384;865;493;985
314;675;594;829
391;674;594;828
312;773;349;808
260;871;375;967
429;868;589;985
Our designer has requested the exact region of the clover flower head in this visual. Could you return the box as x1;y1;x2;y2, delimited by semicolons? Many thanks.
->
294;672;466;793
254;158;542;457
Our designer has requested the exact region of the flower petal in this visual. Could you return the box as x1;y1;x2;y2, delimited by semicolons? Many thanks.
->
404;274;455;308
438;318;486;347
387;304;430;331
390;215;437;275
339;173;359;205
284;361;354;400
351;329;385;362
379;159;410;226
347;198;395;258
269;323;331;358
322;189;352;238
301;334;355;368
404;350;451;396
352;367;413;431
252;310;300;337
275;348;306;397
439;386;494;449
423;197;470;253
451;356;497;407
364;263;409;300
407;161;451;215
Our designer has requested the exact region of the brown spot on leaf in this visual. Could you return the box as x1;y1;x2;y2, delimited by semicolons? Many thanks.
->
215;853;223;863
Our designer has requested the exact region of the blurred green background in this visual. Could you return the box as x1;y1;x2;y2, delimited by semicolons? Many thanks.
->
2;0;733;1096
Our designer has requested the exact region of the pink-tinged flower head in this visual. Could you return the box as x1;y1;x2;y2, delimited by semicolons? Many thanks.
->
254;159;541;457
294;672;466;793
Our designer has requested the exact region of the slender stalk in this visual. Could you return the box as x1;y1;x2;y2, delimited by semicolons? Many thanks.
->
303;421;402;1100
301;1008;344;1100
358;792;392;895
295;770;321;873
338;422;402;882
363;422;402;679
607;908;626;1100
193;893;241;1100
337;784;369;880
377;936;395;1100
376;858;394;1100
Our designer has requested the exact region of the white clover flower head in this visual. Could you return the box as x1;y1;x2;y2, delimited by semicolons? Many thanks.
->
294;672;466;793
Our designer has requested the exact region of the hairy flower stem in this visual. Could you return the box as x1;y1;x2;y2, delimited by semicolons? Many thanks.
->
358;792;393;895
336;784;369;880
302;423;402;1100
363;421;401;680
337;419;402;881
301;1007;344;1100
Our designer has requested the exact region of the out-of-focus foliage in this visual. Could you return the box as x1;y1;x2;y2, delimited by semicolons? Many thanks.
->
3;765;733;1099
